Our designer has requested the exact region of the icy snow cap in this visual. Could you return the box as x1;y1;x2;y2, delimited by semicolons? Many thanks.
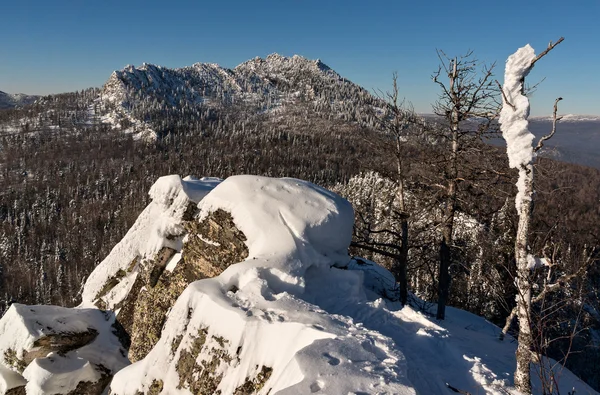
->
498;44;536;169
198;175;354;274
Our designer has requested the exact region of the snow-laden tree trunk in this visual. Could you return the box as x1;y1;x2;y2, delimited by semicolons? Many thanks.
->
499;44;537;394
513;164;535;393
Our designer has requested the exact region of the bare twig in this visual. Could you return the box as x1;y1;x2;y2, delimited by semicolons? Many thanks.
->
446;383;472;395
499;252;592;341
495;80;516;111
350;241;400;259
525;76;546;96
531;37;565;68
535;97;563;152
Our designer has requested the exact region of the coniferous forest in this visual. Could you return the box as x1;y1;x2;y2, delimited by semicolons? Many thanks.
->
0;55;599;390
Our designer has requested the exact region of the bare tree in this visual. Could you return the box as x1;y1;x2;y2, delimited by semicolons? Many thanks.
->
497;37;564;393
431;50;498;319
351;73;424;305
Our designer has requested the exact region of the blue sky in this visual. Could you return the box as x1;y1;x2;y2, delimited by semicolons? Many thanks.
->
1;0;598;115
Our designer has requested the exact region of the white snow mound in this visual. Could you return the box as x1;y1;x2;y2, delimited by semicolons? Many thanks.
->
0;304;128;394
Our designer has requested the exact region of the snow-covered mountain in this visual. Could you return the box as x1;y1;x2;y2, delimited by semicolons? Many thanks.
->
531;114;600;123
99;54;380;138
482;116;600;169
0;91;38;110
423;114;600;170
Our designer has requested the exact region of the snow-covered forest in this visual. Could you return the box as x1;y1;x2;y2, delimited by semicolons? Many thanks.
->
0;52;598;393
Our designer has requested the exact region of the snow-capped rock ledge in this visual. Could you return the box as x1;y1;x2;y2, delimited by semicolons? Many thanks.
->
109;175;412;394
0;304;128;394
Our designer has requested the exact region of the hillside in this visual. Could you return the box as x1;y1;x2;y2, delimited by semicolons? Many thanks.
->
1;56;598;171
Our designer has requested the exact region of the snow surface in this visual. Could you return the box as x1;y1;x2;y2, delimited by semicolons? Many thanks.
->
24;354;101;395
0;364;26;392
81;175;221;308
108;175;596;395
0;304;128;394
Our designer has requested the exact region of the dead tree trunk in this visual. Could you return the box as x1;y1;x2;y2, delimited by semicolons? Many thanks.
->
513;163;534;393
498;37;563;393
431;53;496;320
437;59;459;320
394;154;409;306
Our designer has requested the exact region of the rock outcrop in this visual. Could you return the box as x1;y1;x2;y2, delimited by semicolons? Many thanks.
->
127;209;249;362
0;175;409;395
107;175;412;394
79;175;236;363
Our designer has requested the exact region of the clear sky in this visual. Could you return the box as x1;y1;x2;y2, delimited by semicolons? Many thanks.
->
1;0;598;115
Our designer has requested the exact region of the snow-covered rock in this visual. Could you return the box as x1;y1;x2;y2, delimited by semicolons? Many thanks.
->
2;174;596;394
80;175;225;362
0;304;128;394
108;175;416;394
0;364;26;394
80;175;222;311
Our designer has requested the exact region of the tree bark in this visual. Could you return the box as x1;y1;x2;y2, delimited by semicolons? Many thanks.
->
514;164;534;394
437;59;458;320
394;151;409;306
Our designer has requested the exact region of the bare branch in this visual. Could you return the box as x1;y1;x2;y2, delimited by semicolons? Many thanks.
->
495;80;516;111
524;77;546;97
500;253;592;341
530;37;565;68
534;97;563;152
350;242;400;259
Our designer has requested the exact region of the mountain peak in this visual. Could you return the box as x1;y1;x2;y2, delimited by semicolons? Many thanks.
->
97;53;377;139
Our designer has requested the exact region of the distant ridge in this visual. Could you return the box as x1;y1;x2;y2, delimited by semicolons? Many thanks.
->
0;90;39;109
